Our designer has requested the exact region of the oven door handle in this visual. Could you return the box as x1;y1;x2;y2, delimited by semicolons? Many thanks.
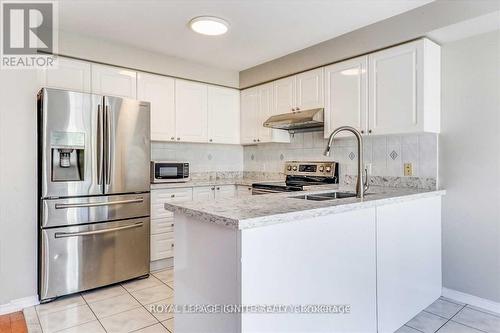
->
55;198;144;209
54;222;143;238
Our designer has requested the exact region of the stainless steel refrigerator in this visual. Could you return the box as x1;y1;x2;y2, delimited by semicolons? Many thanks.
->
37;88;151;302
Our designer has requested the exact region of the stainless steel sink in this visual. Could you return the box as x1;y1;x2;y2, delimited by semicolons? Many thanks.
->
291;192;359;201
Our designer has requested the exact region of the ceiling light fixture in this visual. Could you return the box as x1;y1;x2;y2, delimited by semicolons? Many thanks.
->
189;16;229;36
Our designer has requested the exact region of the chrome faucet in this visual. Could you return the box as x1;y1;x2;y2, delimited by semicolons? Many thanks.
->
324;126;369;198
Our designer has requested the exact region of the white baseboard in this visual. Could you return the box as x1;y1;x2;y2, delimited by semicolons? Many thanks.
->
0;295;39;315
442;287;500;314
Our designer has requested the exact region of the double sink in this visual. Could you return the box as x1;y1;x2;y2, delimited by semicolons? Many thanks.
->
291;191;363;201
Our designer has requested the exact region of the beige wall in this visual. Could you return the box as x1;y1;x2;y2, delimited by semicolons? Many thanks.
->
59;31;239;88
239;0;500;88
440;30;500;302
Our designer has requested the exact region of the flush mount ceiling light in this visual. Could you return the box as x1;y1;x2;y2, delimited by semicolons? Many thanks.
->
189;16;229;36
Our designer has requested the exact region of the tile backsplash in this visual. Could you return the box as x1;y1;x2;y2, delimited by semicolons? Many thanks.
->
243;131;438;181
152;131;438;188
151;142;243;173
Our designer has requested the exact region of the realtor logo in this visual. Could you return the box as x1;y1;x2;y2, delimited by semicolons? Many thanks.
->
1;0;58;68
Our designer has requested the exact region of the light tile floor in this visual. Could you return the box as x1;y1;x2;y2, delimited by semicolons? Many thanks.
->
23;269;500;333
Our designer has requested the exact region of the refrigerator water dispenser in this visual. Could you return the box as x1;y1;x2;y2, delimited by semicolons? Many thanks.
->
50;132;85;182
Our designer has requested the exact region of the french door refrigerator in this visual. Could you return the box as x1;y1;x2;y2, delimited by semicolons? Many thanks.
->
37;88;151;302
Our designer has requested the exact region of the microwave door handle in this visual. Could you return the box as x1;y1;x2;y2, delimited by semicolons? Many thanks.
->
97;104;103;185
105;104;112;185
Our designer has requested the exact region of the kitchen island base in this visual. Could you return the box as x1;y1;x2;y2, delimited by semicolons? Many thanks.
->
172;195;442;333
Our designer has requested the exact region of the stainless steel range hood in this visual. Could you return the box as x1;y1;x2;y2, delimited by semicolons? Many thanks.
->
263;108;324;133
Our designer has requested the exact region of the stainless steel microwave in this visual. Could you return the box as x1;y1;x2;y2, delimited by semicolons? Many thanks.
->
151;161;190;183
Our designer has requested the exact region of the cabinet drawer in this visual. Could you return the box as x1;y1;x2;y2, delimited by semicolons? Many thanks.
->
215;185;236;199
151;232;174;261
151;188;193;219
151;218;174;235
193;186;215;201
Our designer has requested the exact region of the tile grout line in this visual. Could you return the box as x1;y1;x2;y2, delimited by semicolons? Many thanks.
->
464;304;500;319
431;304;467;333
124;276;165;331
81;292;109;333
422;309;454;320
448;319;490;333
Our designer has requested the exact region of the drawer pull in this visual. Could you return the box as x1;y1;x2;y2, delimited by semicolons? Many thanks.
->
55;198;143;209
170;194;175;198
55;222;143;238
170;223;174;227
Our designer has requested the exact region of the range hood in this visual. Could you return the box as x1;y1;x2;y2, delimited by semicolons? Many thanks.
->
263;108;324;133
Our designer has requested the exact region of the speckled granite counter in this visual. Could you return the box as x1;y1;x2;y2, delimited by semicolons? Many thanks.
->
150;178;282;189
164;186;445;230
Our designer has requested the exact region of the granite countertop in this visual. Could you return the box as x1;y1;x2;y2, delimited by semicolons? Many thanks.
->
150;178;283;189
164;185;445;230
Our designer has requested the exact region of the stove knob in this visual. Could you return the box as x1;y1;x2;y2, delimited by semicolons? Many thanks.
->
325;166;331;173
287;165;292;171
292;166;298;171
319;166;324;172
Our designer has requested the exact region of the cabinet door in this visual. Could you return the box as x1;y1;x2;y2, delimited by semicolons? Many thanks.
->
237;185;252;197
193;186;215;201
208;86;240;144
137;73;175;142
214;185;236;199
175;80;208;143
376;197;441;333
368;41;423;135
40;57;91;92
296;68;324;110
273;76;296;114
324;56;368;138
151;232;174;261
258;83;274;143
240;87;260;144
91;64;137;98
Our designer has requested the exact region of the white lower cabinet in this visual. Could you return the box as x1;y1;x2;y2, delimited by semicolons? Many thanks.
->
152;185;238;262
237;185;252;197
151;187;193;261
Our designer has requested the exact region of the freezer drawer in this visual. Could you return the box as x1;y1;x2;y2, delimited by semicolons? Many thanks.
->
41;193;150;228
39;217;150;301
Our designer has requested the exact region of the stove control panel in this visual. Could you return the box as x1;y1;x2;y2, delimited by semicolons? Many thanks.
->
284;161;338;178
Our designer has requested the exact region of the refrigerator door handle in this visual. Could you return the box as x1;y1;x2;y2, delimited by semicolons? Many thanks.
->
54;222;143;238
97;104;104;185
105;104;112;185
54;198;144;209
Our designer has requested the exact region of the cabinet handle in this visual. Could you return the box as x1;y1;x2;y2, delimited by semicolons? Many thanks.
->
361;130;365;134
368;130;372;134
171;244;174;248
257;139;260;142
253;139;257;142
216;187;220;190
170;137;174;140
209;139;213;142
291;108;295;111
296;107;300;111
170;194;175;198
177;137;180;141
211;187;215;190
170;223;174;227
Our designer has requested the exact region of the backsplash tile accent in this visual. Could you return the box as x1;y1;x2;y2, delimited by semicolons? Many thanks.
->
243;132;438;188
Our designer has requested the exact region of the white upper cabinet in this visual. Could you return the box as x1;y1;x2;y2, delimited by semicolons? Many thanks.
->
137;73;175;142
324;56;368;138
368;39;440;135
240;83;290;145
273;76;296;114
40;57;91;92
91;64;137;99
296;68;324;110
175;79;208;143
208;86;240;144
240;87;260;145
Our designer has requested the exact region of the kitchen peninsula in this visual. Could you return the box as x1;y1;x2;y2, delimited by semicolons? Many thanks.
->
165;186;445;333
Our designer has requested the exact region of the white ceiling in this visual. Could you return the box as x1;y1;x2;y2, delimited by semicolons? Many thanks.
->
59;0;434;71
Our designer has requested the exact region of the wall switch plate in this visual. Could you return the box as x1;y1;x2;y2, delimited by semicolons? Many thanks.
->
404;163;413;176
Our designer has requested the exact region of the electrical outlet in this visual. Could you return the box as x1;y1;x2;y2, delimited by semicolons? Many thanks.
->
404;163;413;176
